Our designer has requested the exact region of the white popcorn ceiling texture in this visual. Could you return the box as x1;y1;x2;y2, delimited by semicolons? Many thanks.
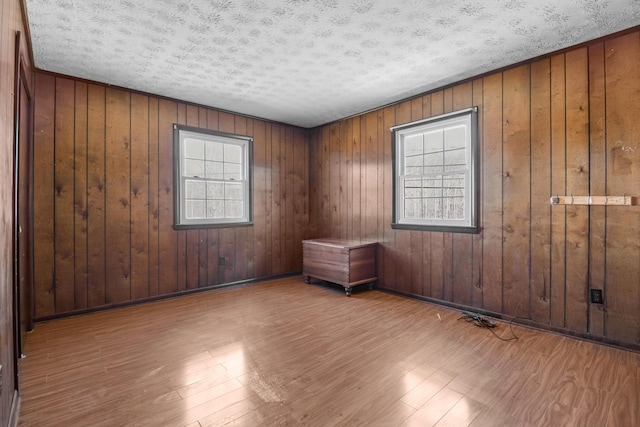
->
26;0;640;128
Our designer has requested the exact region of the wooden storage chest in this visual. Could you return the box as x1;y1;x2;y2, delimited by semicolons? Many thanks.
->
302;238;378;296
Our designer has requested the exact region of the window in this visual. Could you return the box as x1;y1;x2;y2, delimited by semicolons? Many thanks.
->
391;107;478;233
174;125;252;229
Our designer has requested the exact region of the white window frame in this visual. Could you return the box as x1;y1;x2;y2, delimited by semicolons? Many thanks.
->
391;107;479;233
173;124;253;229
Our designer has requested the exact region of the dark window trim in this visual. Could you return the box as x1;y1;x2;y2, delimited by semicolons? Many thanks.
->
173;124;253;230
391;107;479;234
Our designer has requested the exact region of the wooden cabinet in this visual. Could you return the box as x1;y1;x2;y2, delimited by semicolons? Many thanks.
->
302;238;378;296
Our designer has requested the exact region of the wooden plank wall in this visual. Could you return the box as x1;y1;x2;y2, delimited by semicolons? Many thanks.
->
309;29;640;346
32;73;309;318
0;0;33;423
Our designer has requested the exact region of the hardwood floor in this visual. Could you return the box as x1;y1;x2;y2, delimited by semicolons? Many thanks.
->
17;276;640;426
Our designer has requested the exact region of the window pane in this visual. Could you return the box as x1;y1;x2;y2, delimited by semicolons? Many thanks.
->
185;199;206;219
404;135;423;156
444;148;466;172
424;130;443;153
224;162;242;180
176;126;254;226
445;126;466;150
205;161;224;179
207;181;224;199
207;200;225;218
423;198;443;220
205;141;224;160
184;138;204;159
225;200;243;218
225;182;244;200
184;159;204;177
185;180;206;199
404;198;421;219
443;197;465;220
224;144;242;163
393;108;476;231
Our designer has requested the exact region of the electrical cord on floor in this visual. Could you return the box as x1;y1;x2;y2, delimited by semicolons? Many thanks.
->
458;311;520;342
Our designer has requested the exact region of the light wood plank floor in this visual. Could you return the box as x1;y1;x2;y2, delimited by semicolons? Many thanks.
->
17;276;640;426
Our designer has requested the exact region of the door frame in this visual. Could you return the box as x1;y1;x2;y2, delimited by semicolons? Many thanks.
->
12;30;34;373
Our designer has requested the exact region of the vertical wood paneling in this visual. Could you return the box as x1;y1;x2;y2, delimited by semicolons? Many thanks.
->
382;106;396;290
148;97;160;296
130;93;149;299
86;84;106;307
74;82;88;309
530;58;552;324
105;88;131;303
603;33;640;343
293;127;307;270
271;124;283;273
338;121;348;239
253;119;267;278
54;77;76;313
157;99;178;295
564;48;590;332
587;42;606;336
33;72;56;317
393;102;412;294
502;65;531;318
364;112;379;240
351;118;362;240
550;54;567;328
480;74;503;313
34;74;310;316
264;122;273;275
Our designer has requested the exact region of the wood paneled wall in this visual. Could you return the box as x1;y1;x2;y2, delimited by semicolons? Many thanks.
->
309;30;640;347
1;0;33;424
32;73;309;318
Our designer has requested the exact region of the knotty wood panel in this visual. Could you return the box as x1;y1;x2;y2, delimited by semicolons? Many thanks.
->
587;42;606;336
564;48;590;333
603;32;640;343
530;58;552;324
550;54;567;328
307;28;640;347
502;65;531;318
32;74;310;317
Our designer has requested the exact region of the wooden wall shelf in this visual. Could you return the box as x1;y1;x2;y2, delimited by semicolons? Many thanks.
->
549;195;635;206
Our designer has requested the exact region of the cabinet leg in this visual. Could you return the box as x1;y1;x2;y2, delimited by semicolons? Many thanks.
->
345;287;352;297
304;275;311;284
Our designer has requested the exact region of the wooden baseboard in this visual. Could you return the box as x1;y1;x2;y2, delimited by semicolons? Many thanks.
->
379;286;640;353
33;272;301;323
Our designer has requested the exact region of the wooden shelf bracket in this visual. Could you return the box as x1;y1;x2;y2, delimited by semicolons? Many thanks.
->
549;195;636;206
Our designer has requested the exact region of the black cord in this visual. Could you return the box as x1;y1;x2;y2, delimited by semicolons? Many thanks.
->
458;311;521;342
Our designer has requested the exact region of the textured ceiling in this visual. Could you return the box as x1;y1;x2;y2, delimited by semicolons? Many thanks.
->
25;0;640;128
